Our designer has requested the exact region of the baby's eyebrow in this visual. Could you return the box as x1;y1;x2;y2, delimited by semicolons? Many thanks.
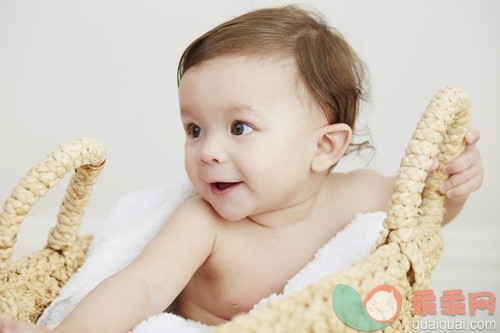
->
227;104;255;115
179;107;192;117
179;104;257;118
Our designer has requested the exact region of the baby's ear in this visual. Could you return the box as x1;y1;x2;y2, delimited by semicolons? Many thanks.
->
311;123;352;173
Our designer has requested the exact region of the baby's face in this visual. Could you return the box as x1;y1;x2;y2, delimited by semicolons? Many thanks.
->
365;290;398;322
178;55;325;223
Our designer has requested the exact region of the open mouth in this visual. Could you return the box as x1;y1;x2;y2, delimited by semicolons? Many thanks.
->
210;182;241;194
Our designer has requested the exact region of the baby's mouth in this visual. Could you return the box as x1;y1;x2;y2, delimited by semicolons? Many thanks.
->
214;182;240;190
210;182;242;194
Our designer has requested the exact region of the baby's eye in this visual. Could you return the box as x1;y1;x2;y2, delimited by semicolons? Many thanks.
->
187;124;203;138
231;121;253;136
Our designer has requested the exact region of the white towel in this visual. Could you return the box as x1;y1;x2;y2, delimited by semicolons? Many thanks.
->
38;181;386;332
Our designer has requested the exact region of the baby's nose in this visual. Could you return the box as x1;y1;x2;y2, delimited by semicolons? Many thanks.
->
198;138;228;164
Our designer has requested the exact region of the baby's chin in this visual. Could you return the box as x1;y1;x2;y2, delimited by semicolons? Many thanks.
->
195;187;254;222
215;206;250;222
204;198;251;222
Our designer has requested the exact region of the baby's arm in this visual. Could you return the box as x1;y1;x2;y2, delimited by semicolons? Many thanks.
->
57;197;218;333
0;197;218;333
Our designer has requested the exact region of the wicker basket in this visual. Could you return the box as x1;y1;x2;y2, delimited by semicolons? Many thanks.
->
0;86;470;332
0;138;106;322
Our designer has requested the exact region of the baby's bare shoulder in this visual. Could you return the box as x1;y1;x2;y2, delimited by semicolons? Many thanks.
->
173;196;224;225
330;168;391;189
168;196;227;246
329;169;395;212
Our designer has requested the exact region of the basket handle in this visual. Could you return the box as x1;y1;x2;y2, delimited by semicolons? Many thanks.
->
0;138;106;264
383;86;470;233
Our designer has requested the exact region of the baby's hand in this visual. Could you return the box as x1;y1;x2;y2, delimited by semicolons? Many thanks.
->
439;129;483;199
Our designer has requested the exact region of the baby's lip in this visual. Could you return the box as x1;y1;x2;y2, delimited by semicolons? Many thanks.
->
211;182;242;190
209;181;242;194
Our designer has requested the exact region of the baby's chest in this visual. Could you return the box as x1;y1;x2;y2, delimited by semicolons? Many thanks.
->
203;235;320;311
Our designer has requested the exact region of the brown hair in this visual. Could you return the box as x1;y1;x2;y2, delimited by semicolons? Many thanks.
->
177;5;370;154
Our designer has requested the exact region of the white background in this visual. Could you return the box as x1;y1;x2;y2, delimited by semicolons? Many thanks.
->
1;0;499;325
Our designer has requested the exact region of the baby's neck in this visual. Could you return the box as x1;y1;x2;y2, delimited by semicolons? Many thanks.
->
247;181;330;229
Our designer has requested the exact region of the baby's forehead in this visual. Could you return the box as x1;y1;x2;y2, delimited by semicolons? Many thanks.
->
183;54;326;124
198;54;313;95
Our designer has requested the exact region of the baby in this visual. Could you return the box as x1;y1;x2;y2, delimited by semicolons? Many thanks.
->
0;5;483;333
